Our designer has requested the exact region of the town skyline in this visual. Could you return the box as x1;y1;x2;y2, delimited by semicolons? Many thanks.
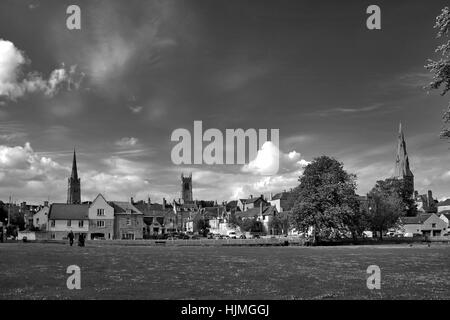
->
0;0;449;204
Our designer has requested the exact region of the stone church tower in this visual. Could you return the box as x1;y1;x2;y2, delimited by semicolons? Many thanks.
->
67;149;81;204
394;123;414;197
181;173;193;204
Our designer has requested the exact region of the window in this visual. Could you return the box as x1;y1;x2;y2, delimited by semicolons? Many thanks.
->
67;220;71;227
36;218;39;224
97;220;105;228
97;209;105;216
126;218;131;226
51;220;55;227
79;220;84;228
432;223;436;228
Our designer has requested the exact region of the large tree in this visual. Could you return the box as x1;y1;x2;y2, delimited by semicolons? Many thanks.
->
366;178;408;239
426;7;450;139
291;156;362;242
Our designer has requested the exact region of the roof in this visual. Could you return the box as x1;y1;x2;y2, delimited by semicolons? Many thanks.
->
134;203;175;217
399;214;432;225
438;199;450;207
201;206;226;219
48;203;89;220
109;201;143;215
236;205;277;218
239;196;266;204
439;212;450;219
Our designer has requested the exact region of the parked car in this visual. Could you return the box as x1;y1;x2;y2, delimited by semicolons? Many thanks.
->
239;234;246;239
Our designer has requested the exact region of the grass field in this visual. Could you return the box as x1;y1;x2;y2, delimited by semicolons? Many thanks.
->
1;243;449;300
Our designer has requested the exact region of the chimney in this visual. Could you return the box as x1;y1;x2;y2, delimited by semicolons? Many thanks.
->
250;195;253;199
260;201;263;215
44;201;49;207
130;197;134;204
162;198;166;210
427;190;433;207
260;194;264;200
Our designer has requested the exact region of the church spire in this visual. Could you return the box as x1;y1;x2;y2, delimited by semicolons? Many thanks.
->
395;122;413;178
67;148;81;204
71;148;78;180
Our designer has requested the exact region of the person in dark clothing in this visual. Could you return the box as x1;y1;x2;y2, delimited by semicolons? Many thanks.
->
78;233;85;247
68;231;74;246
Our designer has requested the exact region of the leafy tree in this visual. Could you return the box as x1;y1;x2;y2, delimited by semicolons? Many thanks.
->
291;156;362;242
240;218;263;234
193;215;209;236
269;212;292;235
366;179;408;239
425;7;450;139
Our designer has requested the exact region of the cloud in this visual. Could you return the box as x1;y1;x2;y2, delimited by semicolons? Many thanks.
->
129;105;143;114
308;103;383;117
0;39;82;100
115;137;139;147
242;141;309;176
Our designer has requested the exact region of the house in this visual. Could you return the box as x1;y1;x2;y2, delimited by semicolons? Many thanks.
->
88;194;114;240
236;203;278;235
32;201;50;231
110;201;144;240
48;203;89;240
269;190;296;212
134;200;177;236
238;195;268;212
437;199;450;213
414;190;438;213
439;212;450;230
398;213;448;237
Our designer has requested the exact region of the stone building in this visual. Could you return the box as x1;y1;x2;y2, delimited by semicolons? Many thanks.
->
88;194;114;240
67;149;81;204
110;201;144;240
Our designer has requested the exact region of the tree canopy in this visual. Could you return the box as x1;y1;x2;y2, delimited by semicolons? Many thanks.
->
426;6;450;139
365;178;409;238
291;156;362;241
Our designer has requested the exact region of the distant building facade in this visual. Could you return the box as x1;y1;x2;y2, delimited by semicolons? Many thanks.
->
88;194;114;240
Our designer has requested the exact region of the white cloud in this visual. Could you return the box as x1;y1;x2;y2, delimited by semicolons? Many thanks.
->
0;39;82;100
129;106;143;114
115;137;139;147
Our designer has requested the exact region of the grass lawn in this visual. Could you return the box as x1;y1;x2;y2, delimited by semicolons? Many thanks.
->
0;243;449;300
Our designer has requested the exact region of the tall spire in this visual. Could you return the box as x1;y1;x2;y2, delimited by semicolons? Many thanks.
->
67;148;81;204
71;148;78;180
395;122;413;178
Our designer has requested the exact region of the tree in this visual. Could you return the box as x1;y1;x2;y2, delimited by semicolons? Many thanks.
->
268;212;292;235
366;178;408;239
425;7;450;139
240;218;263;234
291;156;362;243
193;215;209;236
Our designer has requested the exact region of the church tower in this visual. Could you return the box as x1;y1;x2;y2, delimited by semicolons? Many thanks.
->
67;149;81;204
394;123;414;197
181;173;193;204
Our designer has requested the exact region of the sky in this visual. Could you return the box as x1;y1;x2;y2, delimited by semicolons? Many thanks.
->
0;0;449;205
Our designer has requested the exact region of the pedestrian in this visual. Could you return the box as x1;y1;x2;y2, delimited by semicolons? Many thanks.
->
68;230;74;246
78;233;85;247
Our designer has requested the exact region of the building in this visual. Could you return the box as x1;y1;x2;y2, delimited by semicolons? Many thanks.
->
133;199;177;236
110;201;144;240
394;123;414;198
32;201;50;231
398;213;447;237
48;203;89;240
67;149;81;204
181;173;193;204
236;203;278;235
414;190;438;213
437;199;450;213
439;213;450;230
238;195;269;212
88;194;114;240
269;190;296;212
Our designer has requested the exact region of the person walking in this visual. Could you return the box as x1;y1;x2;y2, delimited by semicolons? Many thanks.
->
68;230;74;246
78;233;85;247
